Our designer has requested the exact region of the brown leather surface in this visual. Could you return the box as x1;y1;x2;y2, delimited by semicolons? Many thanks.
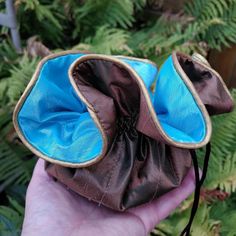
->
45;56;233;211
177;53;234;115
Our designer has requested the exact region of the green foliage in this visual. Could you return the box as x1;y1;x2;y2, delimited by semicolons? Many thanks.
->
155;204;219;236
73;0;135;37
16;0;65;47
129;0;236;65
73;25;131;54
4;0;235;58
0;139;34;192
0;39;19;78
185;0;236;50
3;55;39;105
128;16;210;65
0;197;24;236
201;90;236;193
0;110;35;192
0;46;37;196
0;0;236;235
71;0;146;39
210;196;236;236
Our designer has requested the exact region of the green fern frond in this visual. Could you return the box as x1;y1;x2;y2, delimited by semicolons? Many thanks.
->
0;108;35;192
0;39;19;78
198;89;236;193
0;79;8;107
17;0;65;46
73;0;136;39
203;89;236;160
129;17;210;65
73;26;131;55
205;152;236;193
155;204;218;236
185;0;236;50
128;0;236;64
19;0;62;30
191;204;219;236
185;0;229;20
4;54;39;105
0;197;24;236
0;139;34;192
210;200;236;235
132;0;146;11
0;55;37;193
129;17;180;64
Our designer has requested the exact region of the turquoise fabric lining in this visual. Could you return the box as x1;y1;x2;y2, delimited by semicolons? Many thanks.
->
17;54;103;163
17;53;207;164
120;58;158;102
153;56;206;143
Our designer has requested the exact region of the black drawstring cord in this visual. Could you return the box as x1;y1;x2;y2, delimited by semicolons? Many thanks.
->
199;143;211;186
180;143;211;236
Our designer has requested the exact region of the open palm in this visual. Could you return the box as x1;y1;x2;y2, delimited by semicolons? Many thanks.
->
22;159;196;236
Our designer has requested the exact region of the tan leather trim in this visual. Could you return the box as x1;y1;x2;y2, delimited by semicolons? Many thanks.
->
13;51;213;168
115;55;158;93
177;51;234;102
172;52;212;146
13;50;107;168
115;55;157;67
69;54;212;150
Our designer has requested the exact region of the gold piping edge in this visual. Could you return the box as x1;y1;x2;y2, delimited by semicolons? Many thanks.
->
13;50;214;169
13;50;107;168
69;53;212;149
115;55;159;93
115;55;157;67
177;51;234;103
172;51;212;148
115;55;159;94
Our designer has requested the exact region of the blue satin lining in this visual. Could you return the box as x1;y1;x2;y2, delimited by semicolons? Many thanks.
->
153;56;206;143
18;54;103;163
17;53;206;164
120;58;158;102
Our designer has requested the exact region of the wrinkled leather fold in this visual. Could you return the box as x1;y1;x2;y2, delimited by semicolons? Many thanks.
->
46;142;192;210
69;54;212;150
175;52;234;115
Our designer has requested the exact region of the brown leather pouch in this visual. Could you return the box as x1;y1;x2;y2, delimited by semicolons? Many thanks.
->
13;51;233;234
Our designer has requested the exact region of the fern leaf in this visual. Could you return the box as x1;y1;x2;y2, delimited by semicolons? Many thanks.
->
5;54;39;105
185;0;236;50
210;200;236;235
73;26;131;55
197;90;236;193
0;198;24;236
155;204;218;236
0;140;34;192
73;0;136;39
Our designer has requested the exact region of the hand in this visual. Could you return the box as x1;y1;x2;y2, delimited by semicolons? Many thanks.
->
22;159;196;236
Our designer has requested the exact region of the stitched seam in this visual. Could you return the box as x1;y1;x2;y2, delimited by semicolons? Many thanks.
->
150;148;161;202
98;137;124;207
140;89;189;185
167;150;180;184
139;99;163;201
141;92;162;141
93;105;110;144
150;180;160;202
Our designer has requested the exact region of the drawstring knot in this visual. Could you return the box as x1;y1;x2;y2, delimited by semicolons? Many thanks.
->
117;113;138;140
